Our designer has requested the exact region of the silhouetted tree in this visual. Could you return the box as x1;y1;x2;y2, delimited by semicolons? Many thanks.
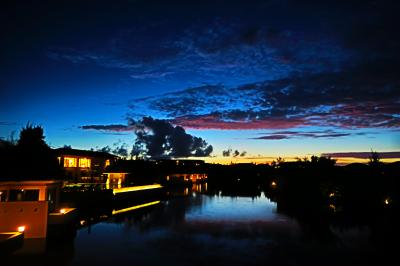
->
0;139;17;179
369;150;381;166
15;124;62;180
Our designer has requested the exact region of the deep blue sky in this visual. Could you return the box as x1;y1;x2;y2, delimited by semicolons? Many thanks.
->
1;0;399;162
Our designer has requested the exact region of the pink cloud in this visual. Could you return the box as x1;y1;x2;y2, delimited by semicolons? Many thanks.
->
172;115;305;130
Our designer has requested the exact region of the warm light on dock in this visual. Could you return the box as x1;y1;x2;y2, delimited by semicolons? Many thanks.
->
49;208;75;216
112;201;161;215
17;226;26;232
112;184;162;195
384;197;391;205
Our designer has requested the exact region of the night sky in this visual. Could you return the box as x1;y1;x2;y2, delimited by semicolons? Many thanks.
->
1;0;399;163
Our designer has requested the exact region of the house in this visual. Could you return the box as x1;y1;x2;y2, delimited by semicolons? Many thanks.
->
103;172;129;188
0;180;75;238
54;148;118;182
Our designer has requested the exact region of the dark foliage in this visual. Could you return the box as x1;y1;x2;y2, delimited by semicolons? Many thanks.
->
0;124;62;180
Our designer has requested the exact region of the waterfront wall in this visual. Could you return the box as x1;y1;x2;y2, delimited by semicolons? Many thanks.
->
0;201;48;238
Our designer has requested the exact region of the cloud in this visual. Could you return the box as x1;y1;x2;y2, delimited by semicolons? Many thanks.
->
256;135;290;140
0;121;17;126
322;152;400;159
129;63;400;131
80;123;136;132
131;117;213;159
67;1;400;140
81;118;213;158
253;130;365;140
46;10;352;88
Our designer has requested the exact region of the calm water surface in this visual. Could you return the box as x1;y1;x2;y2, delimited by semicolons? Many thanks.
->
6;191;392;266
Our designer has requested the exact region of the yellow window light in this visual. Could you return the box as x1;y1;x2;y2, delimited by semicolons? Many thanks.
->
64;157;77;167
79;158;91;168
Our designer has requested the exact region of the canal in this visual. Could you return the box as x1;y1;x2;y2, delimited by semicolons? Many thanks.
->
4;186;396;266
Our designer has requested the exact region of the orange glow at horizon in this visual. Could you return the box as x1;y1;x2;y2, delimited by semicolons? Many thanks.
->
201;156;400;165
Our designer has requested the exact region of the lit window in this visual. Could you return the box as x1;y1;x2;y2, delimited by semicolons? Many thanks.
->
79;158;91;168
105;159;110;167
64;157;77;167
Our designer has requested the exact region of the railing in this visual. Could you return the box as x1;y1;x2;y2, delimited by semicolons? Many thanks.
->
63;183;108;192
62;183;162;193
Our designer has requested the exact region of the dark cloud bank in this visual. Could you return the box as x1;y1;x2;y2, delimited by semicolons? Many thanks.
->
131;66;400;132
254;130;367;140
82;117;213;159
322;152;400;159
78;0;399;153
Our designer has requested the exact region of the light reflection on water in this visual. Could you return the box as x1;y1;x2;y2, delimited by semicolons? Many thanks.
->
68;193;301;266
185;193;286;222
5;192;392;266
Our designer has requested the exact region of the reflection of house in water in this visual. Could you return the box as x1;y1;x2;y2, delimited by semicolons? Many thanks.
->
0;181;75;238
157;159;208;186
156;159;205;167
165;173;208;185
54;148;118;182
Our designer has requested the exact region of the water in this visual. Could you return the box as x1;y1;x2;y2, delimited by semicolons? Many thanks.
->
5;191;396;266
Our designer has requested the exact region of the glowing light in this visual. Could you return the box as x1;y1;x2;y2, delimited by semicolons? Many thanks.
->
329;193;335;198
49;208;75;216
112;201;161;215
384;198;391;205
105;159;110;167
64;157;77;167
80;220;86;226
78;158;91;168
329;204;336;212
113;184;162;195
17;226;25;232
271;181;277;188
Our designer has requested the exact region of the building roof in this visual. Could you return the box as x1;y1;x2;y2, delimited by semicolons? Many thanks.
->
0;180;62;187
53;148;118;159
